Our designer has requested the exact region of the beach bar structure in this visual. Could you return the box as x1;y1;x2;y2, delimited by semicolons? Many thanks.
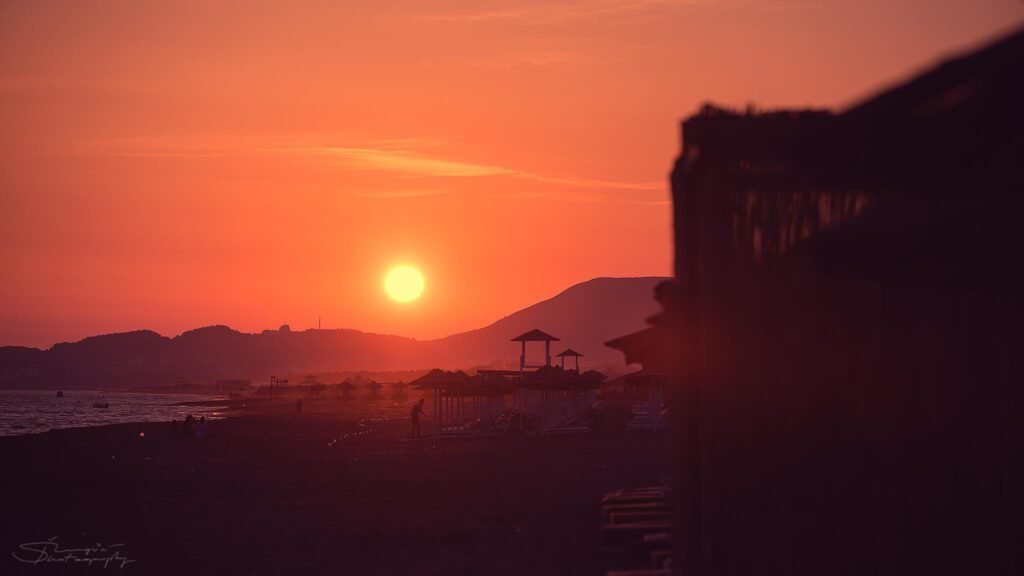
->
413;328;607;439
506;329;604;432
636;28;1024;576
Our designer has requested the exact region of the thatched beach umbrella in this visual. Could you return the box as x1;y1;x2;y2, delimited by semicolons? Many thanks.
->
388;381;409;401
519;366;606;429
410;369;473;441
364;380;383;398
335;379;357;400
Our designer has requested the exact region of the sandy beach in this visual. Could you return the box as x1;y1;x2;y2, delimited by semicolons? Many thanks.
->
0;408;669;575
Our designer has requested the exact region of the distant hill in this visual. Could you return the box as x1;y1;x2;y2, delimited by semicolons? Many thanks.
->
426;277;666;368
0;277;667;389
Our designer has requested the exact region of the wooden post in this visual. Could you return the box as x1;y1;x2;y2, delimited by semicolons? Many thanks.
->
520;341;526;375
434;384;440;443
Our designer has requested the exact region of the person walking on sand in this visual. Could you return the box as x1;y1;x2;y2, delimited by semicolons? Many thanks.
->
410;398;427;439
296;398;303;415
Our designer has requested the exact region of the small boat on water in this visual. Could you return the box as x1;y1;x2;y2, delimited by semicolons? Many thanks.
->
92;402;109;409
56;391;64;398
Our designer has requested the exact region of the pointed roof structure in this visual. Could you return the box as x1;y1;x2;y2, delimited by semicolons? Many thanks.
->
511;329;560;342
511;329;560;370
555;348;584;370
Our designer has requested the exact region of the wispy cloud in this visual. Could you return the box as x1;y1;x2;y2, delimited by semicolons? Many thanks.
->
529;174;662;191
358;189;450;199
484;191;669;204
31;137;663;194
357;189;670;204
303;145;662;191
315;147;514;177
466;49;617;69
423;0;720;25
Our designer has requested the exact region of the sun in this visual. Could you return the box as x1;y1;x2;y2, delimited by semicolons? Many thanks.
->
383;265;425;303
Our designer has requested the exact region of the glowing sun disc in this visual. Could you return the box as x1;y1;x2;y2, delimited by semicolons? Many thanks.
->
384;265;425;302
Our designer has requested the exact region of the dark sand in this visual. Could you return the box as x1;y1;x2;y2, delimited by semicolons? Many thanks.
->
1;411;669;575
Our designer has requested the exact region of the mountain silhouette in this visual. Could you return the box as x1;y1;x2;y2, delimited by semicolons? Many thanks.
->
0;276;666;389
427;277;666;368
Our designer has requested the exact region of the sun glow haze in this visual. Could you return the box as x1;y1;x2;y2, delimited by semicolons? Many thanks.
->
384;266;426;303
0;1;1020;347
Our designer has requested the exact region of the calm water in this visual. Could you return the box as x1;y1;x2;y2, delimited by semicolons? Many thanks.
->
0;389;230;437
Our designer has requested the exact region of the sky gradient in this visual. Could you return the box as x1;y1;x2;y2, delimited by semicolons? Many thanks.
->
2;0;1022;348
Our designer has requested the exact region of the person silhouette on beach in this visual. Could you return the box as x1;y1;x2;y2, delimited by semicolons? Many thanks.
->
296;398;303;415
410;398;426;439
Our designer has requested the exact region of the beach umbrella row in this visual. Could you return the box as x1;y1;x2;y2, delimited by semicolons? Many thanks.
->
409;369;519;440
410;369;515;396
518;365;607;390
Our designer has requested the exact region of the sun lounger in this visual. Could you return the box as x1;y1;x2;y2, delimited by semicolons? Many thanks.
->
604;486;669;496
598;488;675;575
650;549;672;569
601;494;668;507
602;501;671;520
604;489;667;498
641;532;671;550
538;426;591;436
602;487;669;499
608;511;672;524
600;521;673;546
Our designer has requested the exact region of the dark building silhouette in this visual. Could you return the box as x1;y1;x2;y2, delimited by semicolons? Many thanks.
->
611;27;1024;575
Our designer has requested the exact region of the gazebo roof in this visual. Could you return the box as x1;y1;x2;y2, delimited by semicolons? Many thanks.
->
511;329;560;342
555;349;583;357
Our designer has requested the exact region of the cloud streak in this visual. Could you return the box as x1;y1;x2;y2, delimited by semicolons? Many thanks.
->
358;189;450;199
306;145;662;191
423;0;720;25
317;147;514;177
32;137;664;194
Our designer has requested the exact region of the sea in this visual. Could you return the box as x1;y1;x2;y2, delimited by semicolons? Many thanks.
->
0;389;230;437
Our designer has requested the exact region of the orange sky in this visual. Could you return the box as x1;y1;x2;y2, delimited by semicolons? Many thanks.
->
2;1;1022;348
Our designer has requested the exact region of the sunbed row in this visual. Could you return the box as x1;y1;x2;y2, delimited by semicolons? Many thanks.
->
600;486;673;576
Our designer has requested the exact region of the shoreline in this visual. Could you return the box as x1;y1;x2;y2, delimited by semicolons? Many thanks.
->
0;389;424;438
